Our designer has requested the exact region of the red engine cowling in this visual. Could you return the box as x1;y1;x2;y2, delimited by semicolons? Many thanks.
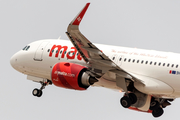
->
51;62;97;90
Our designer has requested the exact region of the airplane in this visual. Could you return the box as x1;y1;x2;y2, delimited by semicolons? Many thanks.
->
10;3;180;118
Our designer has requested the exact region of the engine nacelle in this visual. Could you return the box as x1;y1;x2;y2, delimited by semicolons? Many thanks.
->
51;62;98;90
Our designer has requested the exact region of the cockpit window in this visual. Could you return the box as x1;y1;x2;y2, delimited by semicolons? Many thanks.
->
22;45;30;51
26;46;30;51
22;46;27;50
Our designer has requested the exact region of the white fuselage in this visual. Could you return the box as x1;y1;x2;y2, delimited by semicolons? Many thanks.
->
10;39;180;98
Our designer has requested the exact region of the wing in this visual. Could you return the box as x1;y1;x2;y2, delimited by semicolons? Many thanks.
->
66;3;112;65
66;3;142;92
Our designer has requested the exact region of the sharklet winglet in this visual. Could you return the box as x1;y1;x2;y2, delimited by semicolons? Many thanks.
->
70;3;90;26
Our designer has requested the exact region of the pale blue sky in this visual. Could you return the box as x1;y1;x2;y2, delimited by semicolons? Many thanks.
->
2;0;180;119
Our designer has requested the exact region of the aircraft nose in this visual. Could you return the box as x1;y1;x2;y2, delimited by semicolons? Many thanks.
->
10;54;17;69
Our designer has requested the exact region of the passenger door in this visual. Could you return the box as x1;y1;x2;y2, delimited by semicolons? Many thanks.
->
34;41;49;61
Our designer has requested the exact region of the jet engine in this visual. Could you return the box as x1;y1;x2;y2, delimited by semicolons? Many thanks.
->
51;62;98;90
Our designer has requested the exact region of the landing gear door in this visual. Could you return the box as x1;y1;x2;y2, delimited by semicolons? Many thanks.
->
34;41;49;61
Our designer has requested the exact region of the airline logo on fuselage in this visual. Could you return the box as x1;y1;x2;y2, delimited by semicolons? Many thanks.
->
49;45;82;60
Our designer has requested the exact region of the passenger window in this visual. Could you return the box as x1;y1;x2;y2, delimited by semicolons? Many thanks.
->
137;60;139;63
52;50;54;53
64;51;67;54
158;62;161;66
47;49;50;52
176;65;179;68
72;52;75;55
112;57;115;60
167;64;170;67
128;59;131;62
60;50;62;54
145;61;148;64
154;62;157;65
141;60;144;64
150;61;152;65
172;64;174;67
68;52;71;55
119;58;122;61
132;59;135;63
124;58;127;62
56;50;59;53
163;63;165;66
77;53;79;56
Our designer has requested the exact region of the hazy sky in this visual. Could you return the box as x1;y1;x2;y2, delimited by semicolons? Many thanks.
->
2;0;180;120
